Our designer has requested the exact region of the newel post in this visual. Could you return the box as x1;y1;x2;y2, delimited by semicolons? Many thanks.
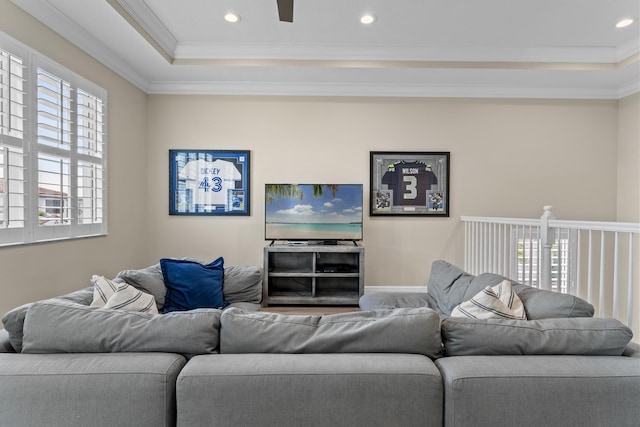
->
540;205;556;290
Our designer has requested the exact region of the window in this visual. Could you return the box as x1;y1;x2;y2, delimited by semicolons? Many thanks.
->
0;32;107;246
514;228;575;293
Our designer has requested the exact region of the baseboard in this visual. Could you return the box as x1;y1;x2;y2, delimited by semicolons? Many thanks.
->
363;285;428;294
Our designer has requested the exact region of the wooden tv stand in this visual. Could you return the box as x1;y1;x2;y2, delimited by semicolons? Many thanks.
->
262;243;364;306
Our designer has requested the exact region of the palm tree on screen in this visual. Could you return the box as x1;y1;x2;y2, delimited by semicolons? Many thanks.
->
265;184;339;204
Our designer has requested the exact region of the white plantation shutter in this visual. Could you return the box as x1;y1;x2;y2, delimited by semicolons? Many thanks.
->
76;89;105;227
35;68;73;241
0;49;24;140
0;32;107;246
0;46;27;244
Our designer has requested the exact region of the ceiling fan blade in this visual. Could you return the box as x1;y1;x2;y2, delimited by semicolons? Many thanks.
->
277;0;294;22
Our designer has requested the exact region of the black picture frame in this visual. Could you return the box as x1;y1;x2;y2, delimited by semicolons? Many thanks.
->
169;149;250;216
370;151;450;217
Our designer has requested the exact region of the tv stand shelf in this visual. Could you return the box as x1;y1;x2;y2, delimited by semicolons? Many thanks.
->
263;244;364;306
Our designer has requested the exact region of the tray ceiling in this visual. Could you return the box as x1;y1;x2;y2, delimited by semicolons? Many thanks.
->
10;0;640;98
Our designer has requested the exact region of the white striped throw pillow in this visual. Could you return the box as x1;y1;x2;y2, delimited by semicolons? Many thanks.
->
91;275;158;314
451;279;527;320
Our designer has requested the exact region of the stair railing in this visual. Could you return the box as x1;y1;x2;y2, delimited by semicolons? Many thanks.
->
462;206;640;332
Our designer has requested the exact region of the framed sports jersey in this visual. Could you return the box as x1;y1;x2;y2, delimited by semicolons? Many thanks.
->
169;149;250;215
370;151;450;217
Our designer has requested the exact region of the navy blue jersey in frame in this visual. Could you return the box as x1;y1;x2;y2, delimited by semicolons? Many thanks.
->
381;161;438;206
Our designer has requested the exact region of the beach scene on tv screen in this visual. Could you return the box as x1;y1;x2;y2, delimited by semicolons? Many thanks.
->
265;184;363;240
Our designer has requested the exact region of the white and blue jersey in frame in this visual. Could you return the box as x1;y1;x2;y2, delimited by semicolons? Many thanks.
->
178;158;241;207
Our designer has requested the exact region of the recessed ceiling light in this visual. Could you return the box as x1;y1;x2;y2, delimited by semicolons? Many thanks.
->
360;14;376;25
615;18;634;28
224;13;240;23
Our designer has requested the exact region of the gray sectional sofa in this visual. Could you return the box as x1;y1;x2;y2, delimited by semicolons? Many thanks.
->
1;260;639;427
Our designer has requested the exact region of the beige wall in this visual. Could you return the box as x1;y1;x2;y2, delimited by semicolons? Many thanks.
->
617;93;640;223
616;93;640;340
0;1;149;323
145;96;621;286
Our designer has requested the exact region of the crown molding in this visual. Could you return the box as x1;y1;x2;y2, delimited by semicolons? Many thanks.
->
618;77;640;99
106;0;176;62
173;43;630;65
11;0;151;92
146;80;623;99
617;37;640;62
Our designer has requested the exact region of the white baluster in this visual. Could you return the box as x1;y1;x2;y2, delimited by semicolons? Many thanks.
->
540;205;556;291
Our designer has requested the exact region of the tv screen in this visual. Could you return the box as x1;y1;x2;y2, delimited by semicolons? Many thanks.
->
265;184;363;243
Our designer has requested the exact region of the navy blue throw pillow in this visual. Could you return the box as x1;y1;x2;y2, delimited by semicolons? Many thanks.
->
160;257;229;313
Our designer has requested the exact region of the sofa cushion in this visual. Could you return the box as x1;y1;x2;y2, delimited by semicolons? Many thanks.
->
441;317;633;356
427;260;476;314
115;262;263;311
0;353;186;427
161;257;228;313
0;329;14;353
226;301;261;312
91;274;119;306
1;287;93;352
470;272;594;318
451;280;526;320
223;265;262;304
220;307;442;358
21;300;221;354
428;261;594;319
511;281;594;318
115;263;165;310
435;355;640;427
358;292;437;311
91;275;158;314
177;353;444;427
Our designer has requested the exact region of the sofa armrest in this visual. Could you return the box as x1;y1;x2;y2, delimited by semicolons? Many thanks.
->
622;341;640;357
0;329;16;353
359;292;438;312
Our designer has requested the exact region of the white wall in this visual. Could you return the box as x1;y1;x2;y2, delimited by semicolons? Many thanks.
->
0;2;149;324
145;96;621;287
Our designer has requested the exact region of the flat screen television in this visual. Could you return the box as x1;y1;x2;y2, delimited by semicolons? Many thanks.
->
265;184;363;244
